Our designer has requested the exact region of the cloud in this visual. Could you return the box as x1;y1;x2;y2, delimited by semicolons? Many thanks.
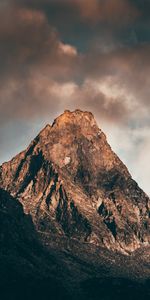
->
103;123;150;196
58;42;77;56
0;4;150;127
81;44;150;118
0;4;79;124
59;79;130;123
13;0;139;26
0;1;149;127
76;0;139;24
0;4;78;80
133;137;150;195
0;0;150;196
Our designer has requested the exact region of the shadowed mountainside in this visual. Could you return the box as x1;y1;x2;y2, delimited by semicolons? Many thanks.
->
1;188;150;300
0;188;69;300
0;110;150;299
0;110;150;253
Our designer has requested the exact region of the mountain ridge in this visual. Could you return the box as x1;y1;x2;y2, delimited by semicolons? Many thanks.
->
1;110;150;300
0;109;149;255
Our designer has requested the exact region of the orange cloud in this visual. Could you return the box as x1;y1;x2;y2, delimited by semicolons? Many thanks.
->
76;0;139;24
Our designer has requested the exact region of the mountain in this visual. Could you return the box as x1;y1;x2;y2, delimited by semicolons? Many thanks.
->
0;109;150;299
0;188;69;300
1;110;149;253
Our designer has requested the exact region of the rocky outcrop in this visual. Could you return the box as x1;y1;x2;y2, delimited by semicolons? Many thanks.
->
1;188;150;300
0;187;72;300
0;110;150;254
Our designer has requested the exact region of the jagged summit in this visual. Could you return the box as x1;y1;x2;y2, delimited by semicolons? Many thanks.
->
0;110;150;254
52;109;96;127
37;109;99;147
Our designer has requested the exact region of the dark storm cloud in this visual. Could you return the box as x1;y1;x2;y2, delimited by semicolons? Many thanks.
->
0;4;78;79
14;0;139;24
0;3;79;124
13;0;150;52
0;1;150;127
0;0;150;125
12;0;141;50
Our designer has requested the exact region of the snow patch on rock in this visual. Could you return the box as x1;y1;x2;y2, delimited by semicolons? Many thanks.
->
64;156;71;165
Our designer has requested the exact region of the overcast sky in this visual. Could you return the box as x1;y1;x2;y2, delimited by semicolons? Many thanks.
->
0;0;150;195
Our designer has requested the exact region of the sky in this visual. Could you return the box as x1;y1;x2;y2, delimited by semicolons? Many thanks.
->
0;0;150;195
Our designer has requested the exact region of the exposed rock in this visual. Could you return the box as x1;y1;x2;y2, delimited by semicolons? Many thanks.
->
1;187;150;300
0;110;150;254
1;110;150;300
0;188;71;300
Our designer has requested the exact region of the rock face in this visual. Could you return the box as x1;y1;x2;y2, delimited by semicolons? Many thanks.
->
1;188;150;300
0;110;150;254
0;188;70;300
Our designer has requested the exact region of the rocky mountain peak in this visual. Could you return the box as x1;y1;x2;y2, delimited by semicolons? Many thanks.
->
52;109;97;128
36;110;102;154
0;110;150;254
50;109;101;142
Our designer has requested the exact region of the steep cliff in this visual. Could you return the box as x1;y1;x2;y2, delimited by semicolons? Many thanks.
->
0;110;149;254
